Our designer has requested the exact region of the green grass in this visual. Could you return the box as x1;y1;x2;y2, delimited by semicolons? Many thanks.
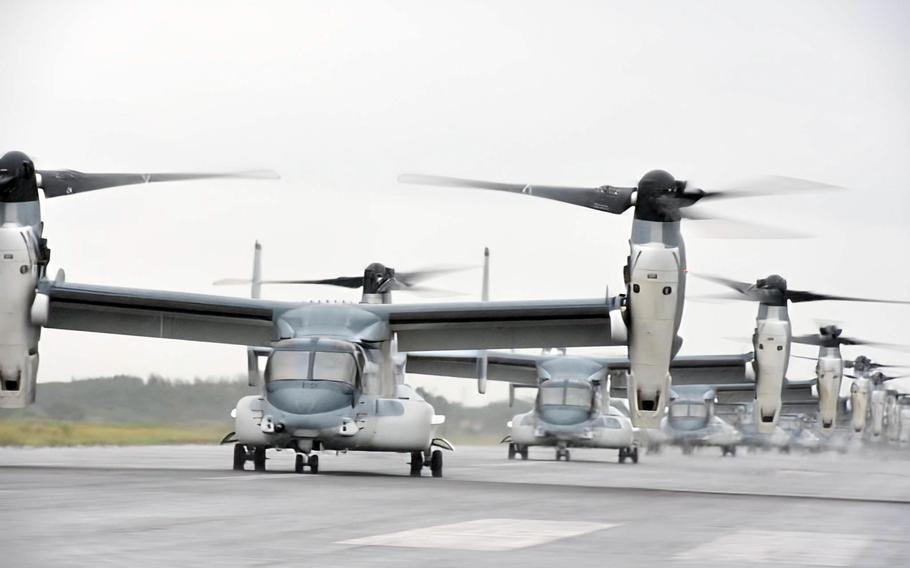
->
0;419;230;447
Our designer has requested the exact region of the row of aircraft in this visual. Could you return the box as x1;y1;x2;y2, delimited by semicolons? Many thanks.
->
0;150;906;475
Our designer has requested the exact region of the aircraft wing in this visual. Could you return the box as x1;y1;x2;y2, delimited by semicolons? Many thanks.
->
405;351;540;386
374;297;621;351
607;353;754;396
39;280;292;347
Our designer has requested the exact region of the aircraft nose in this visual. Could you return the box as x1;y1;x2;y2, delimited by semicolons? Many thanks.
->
539;406;590;426
267;380;354;415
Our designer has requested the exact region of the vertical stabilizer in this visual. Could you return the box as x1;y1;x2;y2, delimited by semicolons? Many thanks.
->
251;241;262;299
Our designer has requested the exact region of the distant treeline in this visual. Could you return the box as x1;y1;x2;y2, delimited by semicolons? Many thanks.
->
0;376;531;443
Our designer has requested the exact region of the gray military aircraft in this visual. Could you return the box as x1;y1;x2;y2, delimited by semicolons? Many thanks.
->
791;325;907;431
0;151;630;476
695;274;909;433
399;170;834;428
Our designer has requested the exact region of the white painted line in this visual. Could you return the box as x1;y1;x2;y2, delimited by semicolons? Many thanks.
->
676;530;869;566
338;518;618;551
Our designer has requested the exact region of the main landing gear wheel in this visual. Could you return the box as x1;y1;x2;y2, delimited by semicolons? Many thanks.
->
295;454;305;473
619;447;639;464
508;443;517;460
430;449;443;478
555;448;570;461
233;444;247;471
308;454;319;473
253;446;267;471
721;445;737;457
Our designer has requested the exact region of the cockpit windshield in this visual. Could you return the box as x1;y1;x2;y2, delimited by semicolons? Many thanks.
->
538;381;593;408
266;350;358;385
669;402;708;418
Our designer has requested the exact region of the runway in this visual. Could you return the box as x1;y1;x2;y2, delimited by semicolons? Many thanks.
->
2;445;909;567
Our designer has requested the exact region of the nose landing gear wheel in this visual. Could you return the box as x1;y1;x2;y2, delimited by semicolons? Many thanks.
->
410;450;423;477
307;454;319;474
721;445;737;457
555;448;570;461
253;446;267;471
233;444;247;471
295;454;304;473
430;449;443;478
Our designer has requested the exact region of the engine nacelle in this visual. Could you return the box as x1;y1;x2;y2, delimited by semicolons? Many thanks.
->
870;389;885;436
850;380;869;433
752;316;790;433
816;360;842;431
0;225;41;409
233;395;271;445
626;245;680;428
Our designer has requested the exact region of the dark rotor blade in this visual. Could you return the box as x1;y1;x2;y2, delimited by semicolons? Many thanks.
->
792;334;822;347
380;281;464;297
882;374;910;381
689;273;758;298
785;289;910;304
398;173;635;214
213;276;366;288
265;276;365;288
837;337;910;351
38;169;279;197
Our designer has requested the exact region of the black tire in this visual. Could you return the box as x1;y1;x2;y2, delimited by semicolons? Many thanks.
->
564;450;571;462
253;446;266;471
294;454;305;474
520;446;529;460
308;454;319;474
508;444;516;460
410;451;423;477
728;446;736;458
233;444;246;471
430;450;443;478
631;447;639;464
618;448;626;464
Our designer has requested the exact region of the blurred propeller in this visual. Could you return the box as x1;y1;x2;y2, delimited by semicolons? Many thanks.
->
398;171;841;234
215;264;471;297
692;273;910;306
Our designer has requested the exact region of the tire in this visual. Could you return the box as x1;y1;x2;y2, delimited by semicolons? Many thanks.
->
295;454;305;474
564;450;571;462
728;446;736;458
410;451;423;477
508;444;516;460
253;447;266;472
430;450;443;478
308;454;319;474
233;444;246;471
520;446;529;460
631;447;639;464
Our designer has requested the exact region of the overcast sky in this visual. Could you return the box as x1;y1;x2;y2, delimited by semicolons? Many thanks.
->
2;0;909;405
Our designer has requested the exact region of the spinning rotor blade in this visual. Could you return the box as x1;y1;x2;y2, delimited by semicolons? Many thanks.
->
397;173;636;214
689;273;756;297
791;334;822;347
38;169;279;197
694;175;845;202
785;289;910;304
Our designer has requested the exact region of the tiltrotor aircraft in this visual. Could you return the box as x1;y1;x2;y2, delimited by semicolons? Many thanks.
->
0;151;635;476
791;325;906;431
696;273;909;432
406;250;752;463
399;170;835;427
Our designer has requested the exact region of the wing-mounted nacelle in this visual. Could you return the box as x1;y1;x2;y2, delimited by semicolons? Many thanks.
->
626;244;682;427
751;305;791;433
815;349;843;430
0;223;46;408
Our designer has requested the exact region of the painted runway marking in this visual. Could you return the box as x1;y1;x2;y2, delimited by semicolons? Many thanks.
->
338;518;617;551
676;529;869;566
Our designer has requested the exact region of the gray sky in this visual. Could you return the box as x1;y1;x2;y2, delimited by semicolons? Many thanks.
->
2;0;909;405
